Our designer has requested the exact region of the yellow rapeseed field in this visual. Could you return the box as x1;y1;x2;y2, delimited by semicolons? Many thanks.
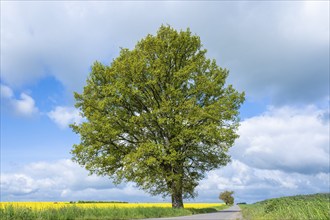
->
0;202;223;210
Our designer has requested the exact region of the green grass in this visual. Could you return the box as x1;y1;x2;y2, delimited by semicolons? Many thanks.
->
240;193;330;220
0;205;228;220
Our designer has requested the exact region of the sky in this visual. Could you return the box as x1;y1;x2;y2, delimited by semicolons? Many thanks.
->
0;1;329;203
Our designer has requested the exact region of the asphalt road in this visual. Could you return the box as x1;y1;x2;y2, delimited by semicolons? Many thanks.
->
145;205;243;220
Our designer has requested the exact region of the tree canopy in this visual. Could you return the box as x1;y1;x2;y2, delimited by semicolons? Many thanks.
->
71;25;245;208
219;190;235;205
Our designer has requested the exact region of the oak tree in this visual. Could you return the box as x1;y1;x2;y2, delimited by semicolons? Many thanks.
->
71;25;244;208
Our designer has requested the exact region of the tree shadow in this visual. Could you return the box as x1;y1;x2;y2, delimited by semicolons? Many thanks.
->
186;208;219;214
219;210;241;213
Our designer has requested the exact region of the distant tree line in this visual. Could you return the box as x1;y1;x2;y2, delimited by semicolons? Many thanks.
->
69;201;128;204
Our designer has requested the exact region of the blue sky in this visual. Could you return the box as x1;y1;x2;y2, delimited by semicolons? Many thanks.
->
1;1;329;203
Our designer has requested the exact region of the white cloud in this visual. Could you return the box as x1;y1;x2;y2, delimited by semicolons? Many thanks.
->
0;159;158;202
1;157;328;203
195;105;329;203
1;174;38;195
1;1;328;105
1;1;122;91
279;1;329;45
1;84;14;98
1;84;38;116
197;159;329;203
232;105;329;174
12;93;39;116
47;106;83;129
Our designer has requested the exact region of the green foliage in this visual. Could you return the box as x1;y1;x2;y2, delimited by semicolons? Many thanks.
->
219;191;235;205
240;193;330;220
71;25;245;207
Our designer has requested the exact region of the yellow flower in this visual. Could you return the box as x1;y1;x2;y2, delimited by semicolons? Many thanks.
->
0;202;224;210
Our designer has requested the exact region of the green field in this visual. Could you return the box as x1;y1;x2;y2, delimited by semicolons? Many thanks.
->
240;193;330;220
0;203;228;220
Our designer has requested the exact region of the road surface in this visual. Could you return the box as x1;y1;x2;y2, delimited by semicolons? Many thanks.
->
145;205;242;220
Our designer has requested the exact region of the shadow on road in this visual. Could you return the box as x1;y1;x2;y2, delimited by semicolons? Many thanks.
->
219;210;241;213
186;208;219;214
142;205;242;220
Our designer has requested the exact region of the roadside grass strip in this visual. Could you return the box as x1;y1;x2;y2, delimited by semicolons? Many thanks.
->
0;202;226;220
240;193;330;220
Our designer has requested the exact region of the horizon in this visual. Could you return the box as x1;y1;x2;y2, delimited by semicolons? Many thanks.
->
1;192;329;204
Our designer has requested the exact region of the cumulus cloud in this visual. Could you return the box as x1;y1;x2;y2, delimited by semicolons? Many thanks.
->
211;1;329;105
1;174;38;196
197;159;330;203
1;1;328;105
232;105;329;174
1;84;38;116
195;105;329;203
0;159;154;202
1;1;124;91
12;93;39;116
47;106;83;129
2;158;328;203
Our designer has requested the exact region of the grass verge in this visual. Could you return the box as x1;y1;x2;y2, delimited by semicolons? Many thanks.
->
240;193;330;220
0;205;227;220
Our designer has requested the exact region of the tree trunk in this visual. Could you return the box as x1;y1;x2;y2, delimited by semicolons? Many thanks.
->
171;180;184;208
